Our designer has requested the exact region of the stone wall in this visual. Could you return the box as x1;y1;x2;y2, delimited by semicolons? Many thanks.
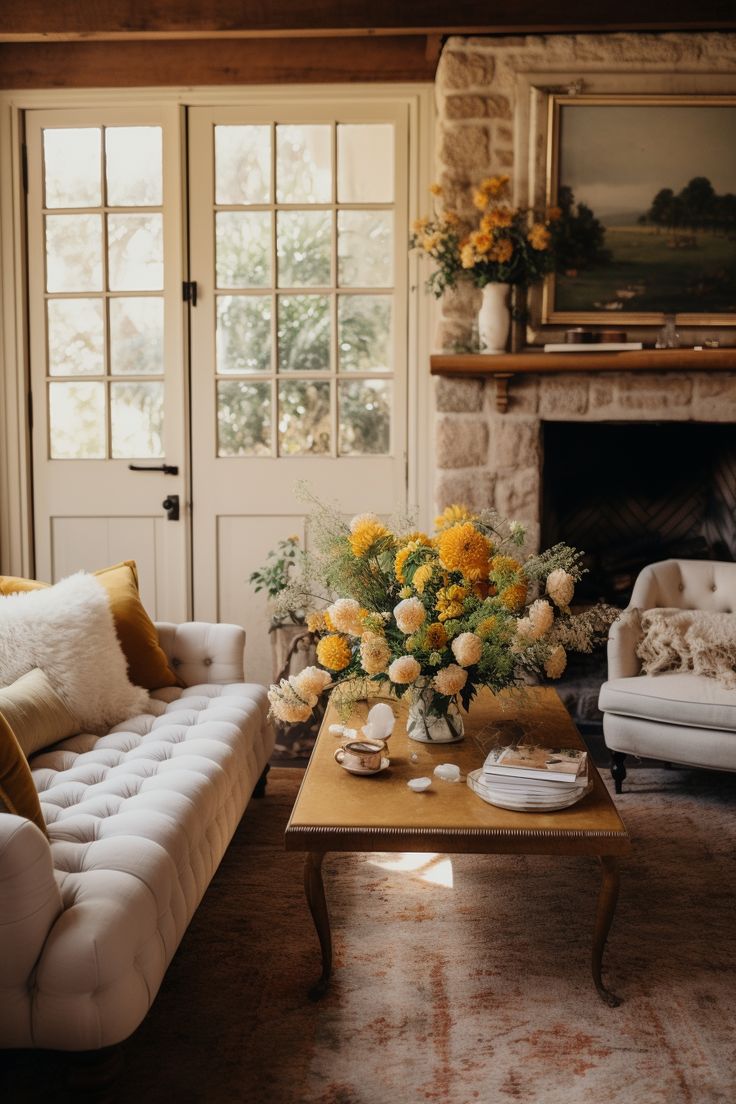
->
431;32;736;529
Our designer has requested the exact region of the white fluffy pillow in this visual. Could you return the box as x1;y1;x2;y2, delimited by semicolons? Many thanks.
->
0;573;149;731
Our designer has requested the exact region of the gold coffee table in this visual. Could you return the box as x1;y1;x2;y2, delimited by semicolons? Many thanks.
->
285;687;631;1006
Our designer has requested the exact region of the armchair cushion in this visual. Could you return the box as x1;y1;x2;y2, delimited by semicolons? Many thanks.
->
0;668;78;758
600;672;736;732
0;713;47;835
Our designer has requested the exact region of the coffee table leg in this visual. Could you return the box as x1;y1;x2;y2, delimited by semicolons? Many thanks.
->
592;855;622;1007
304;851;332;1001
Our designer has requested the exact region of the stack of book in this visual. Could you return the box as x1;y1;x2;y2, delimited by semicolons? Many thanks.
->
467;745;590;812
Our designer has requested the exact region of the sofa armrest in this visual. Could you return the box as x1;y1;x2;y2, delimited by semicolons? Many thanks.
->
0;815;63;1042
155;622;246;686
607;609;643;681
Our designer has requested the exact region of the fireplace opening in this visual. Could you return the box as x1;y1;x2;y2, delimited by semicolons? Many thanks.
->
540;420;736;735
541;421;736;608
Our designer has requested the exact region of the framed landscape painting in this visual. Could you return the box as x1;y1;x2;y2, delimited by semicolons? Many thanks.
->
542;95;736;325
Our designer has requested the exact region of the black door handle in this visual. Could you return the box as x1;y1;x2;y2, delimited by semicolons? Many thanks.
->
129;463;179;475
162;495;180;521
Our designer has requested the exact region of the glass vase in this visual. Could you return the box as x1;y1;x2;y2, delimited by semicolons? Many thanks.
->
406;680;465;744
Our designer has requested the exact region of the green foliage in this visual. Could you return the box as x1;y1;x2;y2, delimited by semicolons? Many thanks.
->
249;536;302;600
553;185;611;271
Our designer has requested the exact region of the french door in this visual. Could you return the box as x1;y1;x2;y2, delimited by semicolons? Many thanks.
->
25;106;189;619
25;98;411;684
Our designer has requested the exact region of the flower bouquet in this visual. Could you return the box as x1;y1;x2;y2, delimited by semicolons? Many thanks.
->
409;176;560;298
267;497;614;743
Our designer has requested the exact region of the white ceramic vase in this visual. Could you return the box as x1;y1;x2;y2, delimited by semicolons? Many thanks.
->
406;680;465;744
478;282;510;354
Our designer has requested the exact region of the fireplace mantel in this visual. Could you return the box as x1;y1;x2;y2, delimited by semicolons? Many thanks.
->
430;348;736;412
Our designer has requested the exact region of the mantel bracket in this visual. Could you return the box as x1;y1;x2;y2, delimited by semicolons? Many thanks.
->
493;372;513;413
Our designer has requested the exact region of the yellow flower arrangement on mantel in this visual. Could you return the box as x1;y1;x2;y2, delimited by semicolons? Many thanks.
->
267;494;614;744
410;176;560;298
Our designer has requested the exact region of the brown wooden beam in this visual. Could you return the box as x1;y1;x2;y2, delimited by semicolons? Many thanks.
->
0;1;734;41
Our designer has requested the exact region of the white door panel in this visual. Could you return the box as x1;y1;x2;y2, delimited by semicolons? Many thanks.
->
189;102;409;677
25;106;189;620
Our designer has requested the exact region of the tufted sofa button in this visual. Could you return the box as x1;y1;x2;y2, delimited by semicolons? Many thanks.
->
711;584;717;592
172;657;181;667
678;583;684;592
204;658;212;666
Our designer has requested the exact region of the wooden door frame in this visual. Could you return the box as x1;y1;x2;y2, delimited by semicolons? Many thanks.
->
0;82;435;579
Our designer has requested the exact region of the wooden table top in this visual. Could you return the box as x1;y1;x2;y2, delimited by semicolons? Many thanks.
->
285;687;631;856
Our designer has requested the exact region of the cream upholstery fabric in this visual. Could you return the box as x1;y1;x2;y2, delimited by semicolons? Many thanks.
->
599;560;736;772
0;621;274;1052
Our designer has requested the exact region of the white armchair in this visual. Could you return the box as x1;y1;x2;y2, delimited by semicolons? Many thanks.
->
598;559;736;792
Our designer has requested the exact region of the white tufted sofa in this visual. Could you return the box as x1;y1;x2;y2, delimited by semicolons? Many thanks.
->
599;560;736;791
0;621;274;1053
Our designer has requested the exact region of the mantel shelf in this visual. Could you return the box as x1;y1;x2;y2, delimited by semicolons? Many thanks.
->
430;348;736;412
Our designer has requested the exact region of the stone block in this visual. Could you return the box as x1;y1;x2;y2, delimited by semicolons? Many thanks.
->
436;416;489;469
589;378;616;410
435;319;475;353
493;468;540;525
441;280;481;319
491;418;541;469
435;377;484;413
618;374;693;412
693;373;736;420
484;94;512;121
507;377;539;414
438;125;490;173
494;148;514;168
495;124;513;144
445;95;489;120
435;470;495;513
539;377;590;417
438;50;496;91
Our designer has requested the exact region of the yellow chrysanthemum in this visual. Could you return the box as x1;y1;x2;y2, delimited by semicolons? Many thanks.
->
470;230;492;255
429;182;444;196
399;530;431;547
499;580;529;612
441;210;460;228
460;243;476;269
435;584;467;622
487;205;513;229
479;213;496;235
546;205;562;222
423;232;441;252
481;174;509;198
323;609;336;632
437;523;491;581
490;554;522;577
472;188;489;211
475;616;497;640
413;563;435;594
394;546;412;583
306;610;326;633
349;520;391;557
316;633;352;671
434;504;476;531
490;238;514;264
425;622;448;649
411;217;429;236
528;223;551;251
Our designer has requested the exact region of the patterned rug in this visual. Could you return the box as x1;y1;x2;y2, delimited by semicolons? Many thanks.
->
3;767;735;1103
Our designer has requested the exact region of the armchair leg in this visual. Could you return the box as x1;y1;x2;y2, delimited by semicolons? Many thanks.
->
610;752;627;795
253;763;270;799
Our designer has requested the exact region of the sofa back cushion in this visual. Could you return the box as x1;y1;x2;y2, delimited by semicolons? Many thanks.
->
0;668;78;758
0;561;180;690
0;713;47;836
0;573;149;732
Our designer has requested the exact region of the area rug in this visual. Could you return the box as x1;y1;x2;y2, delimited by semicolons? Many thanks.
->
2;767;735;1103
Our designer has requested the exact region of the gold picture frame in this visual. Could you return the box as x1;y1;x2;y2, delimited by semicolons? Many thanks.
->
541;94;736;326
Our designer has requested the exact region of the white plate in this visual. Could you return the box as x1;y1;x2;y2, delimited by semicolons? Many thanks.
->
339;756;390;776
467;769;593;811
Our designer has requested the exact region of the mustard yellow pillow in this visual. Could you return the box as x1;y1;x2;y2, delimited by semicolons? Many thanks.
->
0;668;78;757
0;562;180;690
0;712;47;837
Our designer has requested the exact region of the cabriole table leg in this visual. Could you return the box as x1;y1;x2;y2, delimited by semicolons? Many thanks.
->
304;851;332;1001
592;855;622;1007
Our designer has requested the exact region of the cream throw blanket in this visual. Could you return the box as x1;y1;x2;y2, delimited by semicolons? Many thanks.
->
636;608;736;689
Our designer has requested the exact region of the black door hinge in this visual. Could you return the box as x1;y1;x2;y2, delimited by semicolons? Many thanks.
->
182;280;197;306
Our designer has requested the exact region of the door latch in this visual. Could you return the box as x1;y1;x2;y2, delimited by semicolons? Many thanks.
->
162;494;180;521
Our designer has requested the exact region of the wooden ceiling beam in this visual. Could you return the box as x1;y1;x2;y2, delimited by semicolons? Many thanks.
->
0;36;438;89
1;1;734;41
